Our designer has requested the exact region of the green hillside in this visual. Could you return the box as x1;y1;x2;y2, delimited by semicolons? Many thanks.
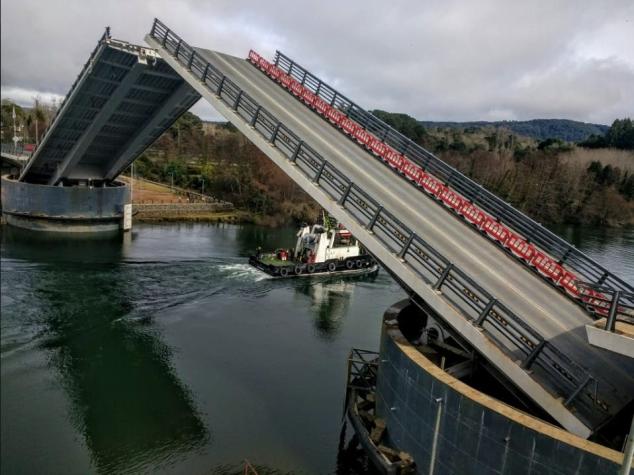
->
418;119;609;142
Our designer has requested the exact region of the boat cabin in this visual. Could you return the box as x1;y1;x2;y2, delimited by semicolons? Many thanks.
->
295;224;361;264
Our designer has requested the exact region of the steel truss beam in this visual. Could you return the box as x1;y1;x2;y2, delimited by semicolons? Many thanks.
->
47;61;147;185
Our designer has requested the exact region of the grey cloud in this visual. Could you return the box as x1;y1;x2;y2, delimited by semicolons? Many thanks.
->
1;0;632;124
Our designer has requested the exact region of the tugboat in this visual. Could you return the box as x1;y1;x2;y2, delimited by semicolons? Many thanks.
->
249;214;378;278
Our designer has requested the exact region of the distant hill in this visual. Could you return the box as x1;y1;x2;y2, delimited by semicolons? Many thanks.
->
418;119;609;142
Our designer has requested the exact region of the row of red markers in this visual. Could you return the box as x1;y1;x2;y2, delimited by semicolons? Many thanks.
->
247;50;610;316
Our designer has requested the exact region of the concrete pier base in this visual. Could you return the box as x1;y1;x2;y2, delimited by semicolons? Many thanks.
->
369;300;626;474
1;175;130;233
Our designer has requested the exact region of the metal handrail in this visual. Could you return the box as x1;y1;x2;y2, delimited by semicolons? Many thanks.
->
149;18;621;429
578;283;634;330
23;27;112;170
272;50;633;296
1;143;31;158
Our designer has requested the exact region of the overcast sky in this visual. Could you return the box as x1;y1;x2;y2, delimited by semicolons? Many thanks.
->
1;0;632;124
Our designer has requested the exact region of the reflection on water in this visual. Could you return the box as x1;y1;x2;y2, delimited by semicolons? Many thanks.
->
3;222;629;473
2;227;208;473
2;223;402;473
294;273;379;340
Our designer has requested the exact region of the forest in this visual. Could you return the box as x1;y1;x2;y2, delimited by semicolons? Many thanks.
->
374;111;634;226
417;118;610;142
2;98;632;227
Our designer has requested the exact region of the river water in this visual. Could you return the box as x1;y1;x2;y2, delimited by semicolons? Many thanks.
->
1;223;632;474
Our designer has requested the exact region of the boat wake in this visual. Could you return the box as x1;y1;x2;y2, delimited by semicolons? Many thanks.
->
217;263;270;282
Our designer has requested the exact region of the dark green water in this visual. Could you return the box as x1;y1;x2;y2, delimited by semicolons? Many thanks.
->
0;223;403;474
1;223;632;474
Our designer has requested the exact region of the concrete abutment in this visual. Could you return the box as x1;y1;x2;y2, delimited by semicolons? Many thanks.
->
1;175;130;233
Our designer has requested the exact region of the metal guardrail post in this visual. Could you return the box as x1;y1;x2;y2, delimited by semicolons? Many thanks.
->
175;39;182;58
598;271;609;285
398;233;415;259
290;141;303;163
338;182;353;205
269;122;281;143
560;248;572;264
313;161;326;183
564;375;593;407
202;63;209;82
521;340;546;369
605;291;621;332
216;77;225;96
368;205;383;231
187;50;195;69
475;298;497;326
360;113;371;130
233;91;243;110
434;264;453;290
250;106;261;127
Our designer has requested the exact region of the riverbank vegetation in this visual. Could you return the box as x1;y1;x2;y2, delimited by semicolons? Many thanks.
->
133;113;318;226
135;109;632;227
3;97;632;227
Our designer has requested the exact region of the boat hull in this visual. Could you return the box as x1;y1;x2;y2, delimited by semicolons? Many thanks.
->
249;255;378;279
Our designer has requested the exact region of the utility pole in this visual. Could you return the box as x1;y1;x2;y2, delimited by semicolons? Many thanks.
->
12;106;17;154
34;99;39;145
130;162;134;203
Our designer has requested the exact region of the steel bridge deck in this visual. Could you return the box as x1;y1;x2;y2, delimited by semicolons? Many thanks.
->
203;46;633;360
146;29;633;436
19;32;200;185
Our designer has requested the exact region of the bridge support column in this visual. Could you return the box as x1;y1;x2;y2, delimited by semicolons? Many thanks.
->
1;175;130;233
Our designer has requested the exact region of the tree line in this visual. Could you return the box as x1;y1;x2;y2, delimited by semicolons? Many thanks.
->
3;96;631;227
369;111;634;227
579;119;634;150
1;99;57;145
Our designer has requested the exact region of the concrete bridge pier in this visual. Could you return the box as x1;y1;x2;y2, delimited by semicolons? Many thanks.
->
1;175;131;233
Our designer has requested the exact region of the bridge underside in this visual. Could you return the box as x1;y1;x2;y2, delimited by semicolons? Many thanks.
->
145;25;634;439
19;34;200;185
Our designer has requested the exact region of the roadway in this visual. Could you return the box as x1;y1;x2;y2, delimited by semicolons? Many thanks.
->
192;47;634;404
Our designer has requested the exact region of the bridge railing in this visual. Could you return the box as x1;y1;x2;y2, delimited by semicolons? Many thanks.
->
1;143;31;158
23;27;111;171
149;18;619;429
272;51;633;298
578;283;634;330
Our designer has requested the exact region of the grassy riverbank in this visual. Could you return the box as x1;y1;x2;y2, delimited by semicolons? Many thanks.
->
122;176;264;224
